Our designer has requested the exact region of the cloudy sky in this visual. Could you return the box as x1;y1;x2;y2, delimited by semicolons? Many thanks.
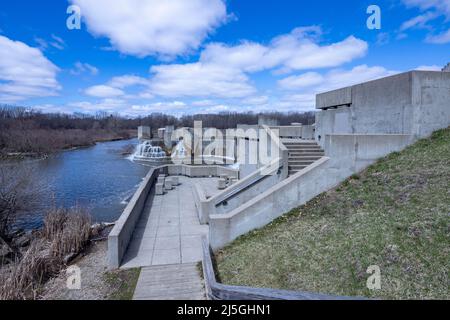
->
0;0;449;116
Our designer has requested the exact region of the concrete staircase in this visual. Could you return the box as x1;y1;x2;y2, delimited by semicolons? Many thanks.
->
283;140;325;176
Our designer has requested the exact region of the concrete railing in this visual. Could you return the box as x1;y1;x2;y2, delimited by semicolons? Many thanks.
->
108;163;239;269
208;134;414;250
108;167;160;269
195;126;289;223
269;124;315;140
201;237;362;300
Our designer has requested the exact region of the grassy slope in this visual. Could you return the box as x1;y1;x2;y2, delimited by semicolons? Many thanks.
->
216;128;449;299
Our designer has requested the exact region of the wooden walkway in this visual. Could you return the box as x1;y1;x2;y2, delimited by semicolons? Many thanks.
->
133;263;206;300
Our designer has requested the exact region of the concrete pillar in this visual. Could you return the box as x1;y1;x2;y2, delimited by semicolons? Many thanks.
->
165;178;173;190
157;177;165;185
218;178;227;190
164;125;175;149
138;126;151;140
156;183;164;195
258;115;279;126
171;176;180;186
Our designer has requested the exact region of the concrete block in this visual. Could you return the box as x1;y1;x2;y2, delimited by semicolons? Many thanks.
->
156;183;164;195
171;176;180;186
157;176;165;184
218;178;227;190
165;178;173;190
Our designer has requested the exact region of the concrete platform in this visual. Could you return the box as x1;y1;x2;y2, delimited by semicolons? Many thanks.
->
133;263;205;300
121;176;219;269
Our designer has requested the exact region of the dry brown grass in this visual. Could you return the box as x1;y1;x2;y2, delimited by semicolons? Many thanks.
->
0;208;92;300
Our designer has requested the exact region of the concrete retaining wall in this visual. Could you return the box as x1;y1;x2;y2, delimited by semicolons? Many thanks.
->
108;163;239;269
209;134;414;250
108;167;160;269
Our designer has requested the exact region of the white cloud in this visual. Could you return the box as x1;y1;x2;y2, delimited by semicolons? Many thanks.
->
400;11;437;31
200;27;368;73
71;0;228;58
426;29;450;43
149;62;256;99
108;75;150;89
130;101;187;113
70;62;99;76
402;0;450;18
69;98;127;112
278;72;324;90
242;96;269;105
85;85;124;98
278;65;396;93
401;0;450;43
415;65;442;71
0;35;61;102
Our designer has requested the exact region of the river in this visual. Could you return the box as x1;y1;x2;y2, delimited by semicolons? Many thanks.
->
12;139;151;230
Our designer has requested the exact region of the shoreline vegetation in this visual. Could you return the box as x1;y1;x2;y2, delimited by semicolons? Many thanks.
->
0;105;315;161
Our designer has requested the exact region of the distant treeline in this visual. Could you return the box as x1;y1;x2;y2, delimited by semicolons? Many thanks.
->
0;105;315;156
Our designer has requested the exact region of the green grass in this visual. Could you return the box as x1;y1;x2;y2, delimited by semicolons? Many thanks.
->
104;268;141;300
215;128;450;299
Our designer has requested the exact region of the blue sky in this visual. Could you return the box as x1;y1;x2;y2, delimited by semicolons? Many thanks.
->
0;0;449;116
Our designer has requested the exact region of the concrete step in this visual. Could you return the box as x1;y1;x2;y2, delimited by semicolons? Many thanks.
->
284;143;318;147
287;147;323;152
289;152;324;157
288;160;315;166
289;156;323;161
286;145;322;148
289;165;308;171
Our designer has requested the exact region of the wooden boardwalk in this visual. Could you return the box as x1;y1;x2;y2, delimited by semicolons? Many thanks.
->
133;263;206;300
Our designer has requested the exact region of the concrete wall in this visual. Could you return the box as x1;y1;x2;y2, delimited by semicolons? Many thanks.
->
315;71;450;147
209;134;413;250
108;163;239;268
108;167;160;268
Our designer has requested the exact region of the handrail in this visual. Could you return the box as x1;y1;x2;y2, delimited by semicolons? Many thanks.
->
201;237;364;300
203;126;289;208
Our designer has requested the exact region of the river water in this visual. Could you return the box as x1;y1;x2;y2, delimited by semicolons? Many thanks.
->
13;139;151;230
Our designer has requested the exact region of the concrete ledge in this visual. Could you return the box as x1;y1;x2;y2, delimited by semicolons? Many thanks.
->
193;183;208;224
209;158;330;250
201;237;363;300
108;167;160;269
316;87;352;109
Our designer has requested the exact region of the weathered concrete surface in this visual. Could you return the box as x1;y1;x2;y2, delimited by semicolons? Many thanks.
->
120;176;218;269
209;134;412;250
316;87;352;109
108;168;160;269
133;263;205;300
315;71;450;146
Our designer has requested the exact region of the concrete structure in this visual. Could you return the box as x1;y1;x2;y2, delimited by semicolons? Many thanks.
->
164;125;175;148
443;63;450;72
138;126;151;140
258;115;279;126
134;264;205;300
315;71;450;147
110;70;449;299
155;183;164;196
208;70;450;249
108;164;238;268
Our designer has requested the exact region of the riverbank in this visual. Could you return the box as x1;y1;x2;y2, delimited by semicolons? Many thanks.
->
0;206;142;300
39;241;140;300
0;129;136;161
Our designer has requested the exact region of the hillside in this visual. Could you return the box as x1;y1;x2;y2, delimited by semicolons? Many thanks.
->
215;128;450;299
